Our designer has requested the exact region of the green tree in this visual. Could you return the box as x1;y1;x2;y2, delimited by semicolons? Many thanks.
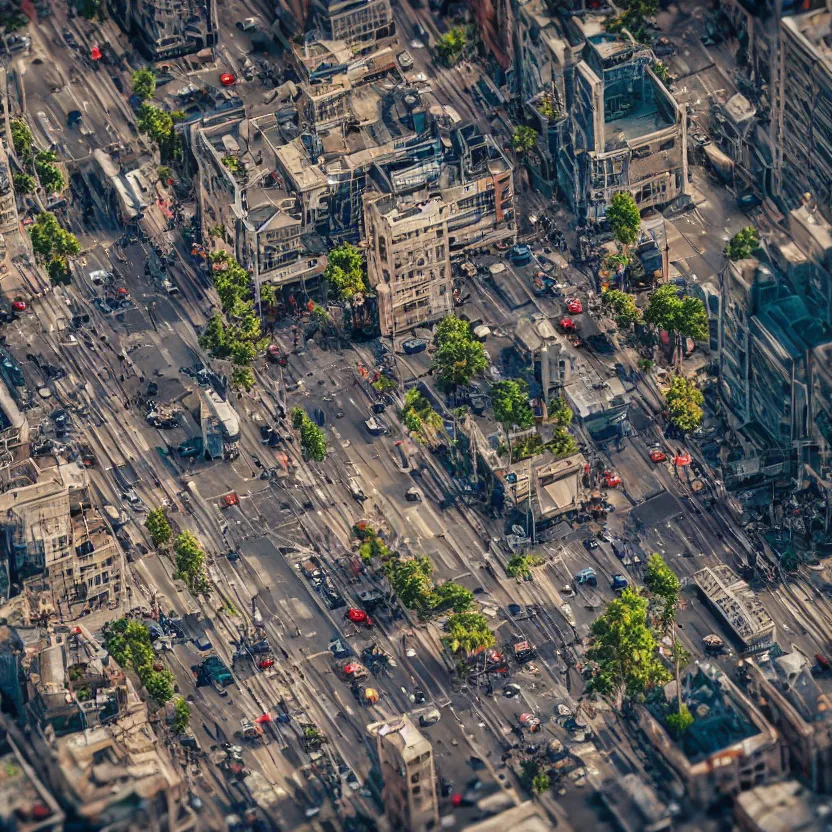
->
606;191;641;247
48;257;71;285
512;125;538;154
290;407;327;462
607;0;658;42
725;225;760;261
431;315;488;390
653;61;671;84
506;554;542;580
442;612;495;655
145;507;172;548
103;619;173;702
172;696;190;733
10;119;32;157
324;242;366;301
385;557;434;611
644;285;708;366
547;429;577;458
259;283;277;308
532;771;551;793
137;103;179;160
492;379;535;465
586;587;670;707
13;173;34;194
400;387;443;444
34;154;66;194
139;666;174;703
547;396;573;429
231;366;255;391
666;702;694;737
173;531;211;596
436;27;466;65
429;582;473;614
602;289;642;328
664;375;704;433
29;213;80;284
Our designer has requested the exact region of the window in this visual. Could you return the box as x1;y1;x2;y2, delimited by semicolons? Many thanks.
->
412;786;421;795
411;773;420;784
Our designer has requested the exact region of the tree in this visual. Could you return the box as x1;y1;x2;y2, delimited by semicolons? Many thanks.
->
442;612;495;655
137;103;179;160
725;225;760;261
666;702;694;737
547;397;573;429
400;388;443;444
602;289;642;328
173;531;210;596
653;61;671;84
10;119;32;157
547;429;577;458
586;588;670;707
139;666;174;703
432;315;488;390
606;191;641;247
290;407;327;462
532;771;551;794
231;367;255;391
324;242;366;301
103;619;173;703
607;0;658;43
492;380;535;442
664;375;704;433
13;173;34;194
48;257;71;285
512;126;538;154
644;553;680;628
506;554;542;580
35;153;66;194
436;27;466;65
29;213;80;284
644;284;708;366
145;507;172;548
429;582;473;614
259;283;277;308
172;696;190;733
385;557;434;611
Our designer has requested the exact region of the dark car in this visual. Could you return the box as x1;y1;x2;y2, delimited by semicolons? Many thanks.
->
737;192;763;212
583;537;599;550
67;110;83;127
110;74;124;93
402;338;427;355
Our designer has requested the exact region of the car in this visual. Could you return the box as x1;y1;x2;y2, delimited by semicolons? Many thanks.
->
409;38;425;49
611;574;629;592
583;537;599;550
397;50;414;70
371;402;386;414
89;270;112;285
236;17;258;30
329;639;353;659
598;529;613;543
419;709;441;727
402;338;427;355
405;487;422;502
194;635;213;652
10;300;26;313
603;471;622;488
574;567;597;586
364;416;388;435
649;449;667;463
110;74;124;93
510;244;532;265
690;132;711;147
737;192;763;211
566;298;583;314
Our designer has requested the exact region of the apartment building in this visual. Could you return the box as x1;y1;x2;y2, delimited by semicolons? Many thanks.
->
108;0;218;60
310;0;394;49
0;469;121;620
367;715;439;832
560;33;687;221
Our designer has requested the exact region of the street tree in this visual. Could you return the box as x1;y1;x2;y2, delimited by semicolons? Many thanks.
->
606;191;641;247
512;126;538;154
173;532;211;596
400;388;443;445
384;557;434;611
13;173;34;194
442;612;495;655
602;288;642;328
429;582;473;614
547;429;578;458
35;152;66;194
324;242;366;301
644;284;708;366
10;119;32;157
137;103;179;160
28;212;80;285
231;367;255;391
664;375;704;433
725;225;760;261
532;770;551;794
586;587;670;707
145;508;172;548
506;554;542;580
492;379;535;466
290;407;327;462
436;27;466;65
431;315;488;390
259;283;277;309
138;666;174;703
103;619;173;702
172;697;190;733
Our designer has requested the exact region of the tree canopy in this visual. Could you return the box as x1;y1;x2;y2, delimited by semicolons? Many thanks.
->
132;69;157;101
431;315;489;389
602;288;642;328
400;388;443;444
644;553;681;628
606;192;641;247
324;242;366;301
34;152;66;194
586;588;670;704
725;225;760;261
506;554;542;580
29;212;80;285
664;375;704;432
442;612;495;655
492;379;535;432
172;697;190;733
644;284;708;342
145;508;172;548
137;103;179;160
173;531;211;596
10;119;32;157
290;407;327;461
102;619;175;704
436;27;466;65
512;126;538;154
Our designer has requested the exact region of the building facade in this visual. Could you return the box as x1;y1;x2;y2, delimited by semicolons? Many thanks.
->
310;0;394;48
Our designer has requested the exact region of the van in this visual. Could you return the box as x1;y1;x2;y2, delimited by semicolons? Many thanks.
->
162;278;180;295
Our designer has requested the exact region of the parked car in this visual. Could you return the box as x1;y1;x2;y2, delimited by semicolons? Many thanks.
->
402;338;427;355
574;568;597;586
397;50;414;70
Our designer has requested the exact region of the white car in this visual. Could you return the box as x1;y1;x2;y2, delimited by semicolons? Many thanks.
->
397;50;414;70
236;17;258;31
409;38;425;49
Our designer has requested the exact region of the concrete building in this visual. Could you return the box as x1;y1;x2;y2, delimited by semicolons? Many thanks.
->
741;652;832;793
108;0;218;61
309;0;395;49
637;663;783;806
560;32;688;222
735;779;828;832
462;800;555;832
513;316;572;406
0;466;122;620
367;715;439;832
692;565;776;652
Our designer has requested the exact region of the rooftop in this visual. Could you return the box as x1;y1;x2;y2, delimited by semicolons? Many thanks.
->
693;565;776;646
761;651;832;726
784;9;832;63
735;780;829;832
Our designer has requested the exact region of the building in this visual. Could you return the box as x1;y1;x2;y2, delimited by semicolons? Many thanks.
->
513;316;572;406
692;565;776;652
734;779;828;832
84;150;151;227
367;715;439;832
108;0;218;61
462;800;556;832
0;466;122;619
637;663;783;806
599;772;671;832
740;652;832;793
560;32;688;222
309;0;394;49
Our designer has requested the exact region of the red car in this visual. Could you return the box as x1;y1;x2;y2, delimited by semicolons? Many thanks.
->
559;317;576;332
11;301;26;313
346;608;373;627
604;471;622;488
649;449;667;463
220;73;236;86
258;658;274;670
566;298;583;314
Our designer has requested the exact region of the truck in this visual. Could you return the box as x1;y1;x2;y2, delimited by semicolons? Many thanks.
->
194;656;233;688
